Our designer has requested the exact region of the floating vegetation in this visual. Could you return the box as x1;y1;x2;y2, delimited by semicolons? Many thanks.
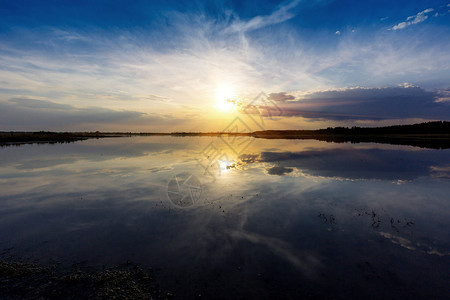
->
317;212;336;224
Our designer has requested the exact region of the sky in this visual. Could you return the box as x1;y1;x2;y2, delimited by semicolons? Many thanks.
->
0;0;449;132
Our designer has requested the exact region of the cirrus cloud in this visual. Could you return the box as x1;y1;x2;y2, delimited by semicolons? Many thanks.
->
391;8;434;30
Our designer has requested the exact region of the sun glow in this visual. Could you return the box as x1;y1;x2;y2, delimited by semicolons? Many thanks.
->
215;86;236;112
218;159;236;174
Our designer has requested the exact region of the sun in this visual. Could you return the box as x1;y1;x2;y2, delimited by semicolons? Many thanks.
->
215;87;236;112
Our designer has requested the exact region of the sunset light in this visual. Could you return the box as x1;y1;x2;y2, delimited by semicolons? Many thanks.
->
215;87;237;112
0;1;449;299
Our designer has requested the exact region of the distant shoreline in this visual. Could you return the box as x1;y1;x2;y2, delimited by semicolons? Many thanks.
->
1;121;449;149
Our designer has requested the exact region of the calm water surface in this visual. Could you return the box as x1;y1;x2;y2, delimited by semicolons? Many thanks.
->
0;136;449;299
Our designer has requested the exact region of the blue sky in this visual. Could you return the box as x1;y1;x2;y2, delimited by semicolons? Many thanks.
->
0;0;449;131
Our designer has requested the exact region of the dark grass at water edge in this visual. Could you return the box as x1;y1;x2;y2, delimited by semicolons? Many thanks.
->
0;254;173;299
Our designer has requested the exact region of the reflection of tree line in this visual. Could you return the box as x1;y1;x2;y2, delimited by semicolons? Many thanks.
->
0;131;131;146
252;121;450;149
280;134;450;149
2;121;449;149
170;121;450;149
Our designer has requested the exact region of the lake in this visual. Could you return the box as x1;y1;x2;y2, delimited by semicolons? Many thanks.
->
0;136;449;299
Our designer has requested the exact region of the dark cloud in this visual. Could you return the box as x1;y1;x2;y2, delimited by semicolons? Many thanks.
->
436;89;450;102
266;166;294;175
0;98;183;129
9;98;73;110
264;87;450;120
268;92;295;102
240;148;450;180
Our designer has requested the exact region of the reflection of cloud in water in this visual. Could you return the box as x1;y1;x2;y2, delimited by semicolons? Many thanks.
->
379;232;416;250
228;230;321;278
379;232;450;256
239;154;260;164
239;148;450;180
147;166;172;173
221;202;322;278
13;158;76;170
1;139;190;170
266;166;294;176
430;165;450;179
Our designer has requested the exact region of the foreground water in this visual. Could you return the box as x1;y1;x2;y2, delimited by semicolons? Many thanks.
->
0;136;449;299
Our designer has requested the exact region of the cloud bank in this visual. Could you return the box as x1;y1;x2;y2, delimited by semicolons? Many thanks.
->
251;87;450;120
0;98;183;131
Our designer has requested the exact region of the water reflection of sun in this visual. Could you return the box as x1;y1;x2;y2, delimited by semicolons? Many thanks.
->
218;159;236;174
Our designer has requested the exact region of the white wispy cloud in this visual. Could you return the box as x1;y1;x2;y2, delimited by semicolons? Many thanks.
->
391;8;434;30
1;23;448;121
224;0;301;34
